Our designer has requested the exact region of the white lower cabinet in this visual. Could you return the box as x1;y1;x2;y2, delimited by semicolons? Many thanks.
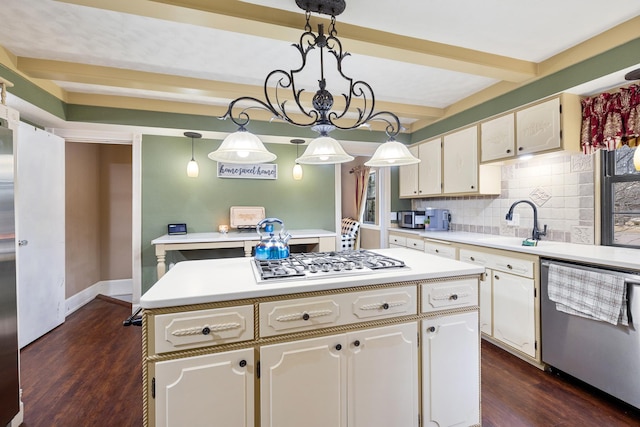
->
422;311;480;427
479;273;492;335
154;348;254;427
260;322;419;427
492;270;536;357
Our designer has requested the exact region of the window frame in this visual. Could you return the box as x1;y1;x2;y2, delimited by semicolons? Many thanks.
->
600;148;640;248
363;170;376;225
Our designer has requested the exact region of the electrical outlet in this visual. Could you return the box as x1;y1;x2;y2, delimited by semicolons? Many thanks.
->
506;213;520;226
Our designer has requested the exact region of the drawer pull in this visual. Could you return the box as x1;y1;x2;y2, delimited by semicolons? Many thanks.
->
275;309;333;322
335;344;342;351
507;264;513;270
470;256;475;261
353;340;361;347
432;293;468;301
427;326;436;333
358;300;407;311
171;322;241;337
239;359;247;368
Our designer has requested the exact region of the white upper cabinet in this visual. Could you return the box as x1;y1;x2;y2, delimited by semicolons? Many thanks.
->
443;126;479;194
516;96;562;155
480;113;516;162
399;138;441;197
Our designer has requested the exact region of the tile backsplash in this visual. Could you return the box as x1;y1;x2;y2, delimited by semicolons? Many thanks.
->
413;153;595;244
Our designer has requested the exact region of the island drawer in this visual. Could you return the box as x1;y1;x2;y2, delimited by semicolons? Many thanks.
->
259;286;417;337
153;305;254;354
260;296;342;337
347;286;417;321
421;278;478;312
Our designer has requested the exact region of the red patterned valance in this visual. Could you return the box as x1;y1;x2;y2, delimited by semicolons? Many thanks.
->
581;84;640;154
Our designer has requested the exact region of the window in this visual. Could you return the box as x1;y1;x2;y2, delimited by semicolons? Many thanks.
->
601;146;640;248
363;171;376;224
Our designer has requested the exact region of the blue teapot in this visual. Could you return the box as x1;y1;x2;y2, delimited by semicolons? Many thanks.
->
254;218;291;260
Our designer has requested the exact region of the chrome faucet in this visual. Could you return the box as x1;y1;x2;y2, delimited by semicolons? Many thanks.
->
505;200;547;241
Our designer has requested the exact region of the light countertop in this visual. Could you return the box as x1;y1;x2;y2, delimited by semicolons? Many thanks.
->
139;247;484;309
389;229;640;271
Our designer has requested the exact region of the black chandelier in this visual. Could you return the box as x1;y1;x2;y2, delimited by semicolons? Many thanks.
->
208;0;419;166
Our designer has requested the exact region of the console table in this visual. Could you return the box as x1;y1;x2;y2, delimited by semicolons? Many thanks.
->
152;229;337;279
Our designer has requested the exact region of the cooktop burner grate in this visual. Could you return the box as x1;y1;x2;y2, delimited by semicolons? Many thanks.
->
253;250;406;281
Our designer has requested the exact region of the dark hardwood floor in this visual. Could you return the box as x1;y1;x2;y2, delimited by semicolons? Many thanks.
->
18;298;640;426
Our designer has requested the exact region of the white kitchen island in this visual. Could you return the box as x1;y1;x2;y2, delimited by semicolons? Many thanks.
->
140;248;484;427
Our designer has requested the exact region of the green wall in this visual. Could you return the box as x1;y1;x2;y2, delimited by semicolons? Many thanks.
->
141;135;336;292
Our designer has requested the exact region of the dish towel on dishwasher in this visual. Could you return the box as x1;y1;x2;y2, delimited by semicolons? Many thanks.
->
548;264;628;326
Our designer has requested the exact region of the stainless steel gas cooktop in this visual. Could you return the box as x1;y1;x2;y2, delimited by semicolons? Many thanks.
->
252;250;407;283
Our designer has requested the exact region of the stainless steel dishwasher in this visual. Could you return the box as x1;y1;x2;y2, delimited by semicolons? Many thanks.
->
541;259;640;409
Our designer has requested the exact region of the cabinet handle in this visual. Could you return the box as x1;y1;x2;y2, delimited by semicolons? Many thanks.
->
381;303;390;310
470;256;475;261
302;313;310;321
335;344;342;351
450;294;458;301
507;264;513;270
239;359;247;368
435;249;439;253
494;274;500;280
518;146;524;151
353;340;361;347
427;326;436;333
470;185;475;189
506;149;511;154
201;327;211;335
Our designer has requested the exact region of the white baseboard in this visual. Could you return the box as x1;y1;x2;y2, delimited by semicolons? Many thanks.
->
65;278;133;317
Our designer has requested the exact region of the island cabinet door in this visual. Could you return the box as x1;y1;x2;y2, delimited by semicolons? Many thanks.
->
422;311;480;427
346;323;419;427
153;348;254;427
260;335;348;427
492;271;536;358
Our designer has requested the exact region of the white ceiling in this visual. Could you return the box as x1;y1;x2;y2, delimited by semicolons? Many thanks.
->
0;0;639;138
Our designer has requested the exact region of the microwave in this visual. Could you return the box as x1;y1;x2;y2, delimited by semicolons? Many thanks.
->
398;210;426;229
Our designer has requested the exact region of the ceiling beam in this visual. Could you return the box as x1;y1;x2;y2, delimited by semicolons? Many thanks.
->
55;0;537;82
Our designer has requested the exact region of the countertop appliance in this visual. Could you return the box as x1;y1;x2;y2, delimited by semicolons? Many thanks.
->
398;210;425;229
541;259;640;409
0;118;19;426
424;208;450;231
252;249;406;283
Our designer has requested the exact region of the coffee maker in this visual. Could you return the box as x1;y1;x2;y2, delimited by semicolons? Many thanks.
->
423;208;450;231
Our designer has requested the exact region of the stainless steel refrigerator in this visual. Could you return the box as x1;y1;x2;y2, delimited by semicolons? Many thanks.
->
0;117;18;425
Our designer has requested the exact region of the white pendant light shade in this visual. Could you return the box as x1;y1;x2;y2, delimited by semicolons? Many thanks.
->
208;129;276;164
296;135;354;164
292;163;303;180
187;159;199;177
365;139;420;167
634;145;640;171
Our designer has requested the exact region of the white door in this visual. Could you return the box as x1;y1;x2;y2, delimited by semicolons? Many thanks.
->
417;138;442;196
422;312;480;427
399;146;419;197
443;126;479;194
347;323;419;427
16;123;65;348
260;334;348;427
154;348;254;427
492;271;536;357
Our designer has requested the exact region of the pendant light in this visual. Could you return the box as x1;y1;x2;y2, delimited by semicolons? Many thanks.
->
184;131;201;177
218;0;418;167
291;139;305;180
208;126;276;164
365;138;421;167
